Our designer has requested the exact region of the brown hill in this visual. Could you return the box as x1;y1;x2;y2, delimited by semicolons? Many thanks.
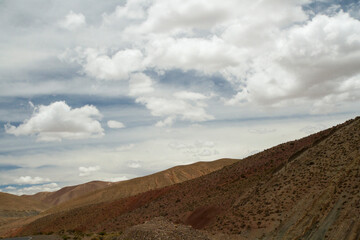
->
23;181;112;207
0;192;47;213
17;117;360;239
46;158;238;213
0;192;48;236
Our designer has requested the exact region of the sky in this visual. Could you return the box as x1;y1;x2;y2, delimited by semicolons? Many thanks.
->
0;0;360;195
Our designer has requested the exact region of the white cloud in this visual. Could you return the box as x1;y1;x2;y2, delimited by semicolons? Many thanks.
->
9;183;60;195
103;0;151;23
174;91;208;101
169;140;218;159
128;74;213;126
104;176;129;182
15;176;50;185
116;144;135;151
127;161;141;168
300;124;327;134
129;73;154;96
231;11;360;111
248;128;276;134
107;120;125;129
144;36;241;74
136;96;214;125
131;0;237;34
59;11;86;30
5;186;16;190
5;101;104;142
82;48;144;81
79;166;100;177
155;116;175;127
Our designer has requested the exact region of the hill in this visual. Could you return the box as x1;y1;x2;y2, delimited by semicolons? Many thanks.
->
0;158;237;237
22;181;113;207
17;117;360;239
45;158;239;213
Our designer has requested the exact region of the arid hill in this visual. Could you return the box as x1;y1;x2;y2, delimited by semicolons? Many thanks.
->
45;158;238;214
23;181;113;207
0;192;48;213
0;192;48;236
17;117;360;239
0;158;237;237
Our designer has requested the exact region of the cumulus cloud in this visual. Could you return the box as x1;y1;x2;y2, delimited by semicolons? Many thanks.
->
5;101;104;142
129;73;154;96
107;120;125;129
61;48;144;81
59;11;86;30
136;96;214;125
79;166;100;177
144;36;242;74
128;74;213;126
103;0;151;23
229;11;360;112
15;176;50;185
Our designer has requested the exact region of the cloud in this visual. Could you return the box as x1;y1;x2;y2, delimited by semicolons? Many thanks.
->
128;74;213;126
130;0;236;34
103;176;129;182
5;101;104;142
168;140;219;158
127;161;141;168
107;120;125;129
116;144;135;151
8;183;60;195
136;96;214;125
129;73;154;96
62;48;145;81
15;176;50;185
59;11;86;30
229;11;360;112
102;0;151;23
248;128;277;134
144;36;241;74
300;124;327;134
173;91;208;101
79;166;100;177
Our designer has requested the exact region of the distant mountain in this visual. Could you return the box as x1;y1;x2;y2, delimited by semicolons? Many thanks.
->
0;192;47;213
16;117;360;239
22;180;113;207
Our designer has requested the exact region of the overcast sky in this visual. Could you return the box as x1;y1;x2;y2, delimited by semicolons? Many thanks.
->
0;0;359;195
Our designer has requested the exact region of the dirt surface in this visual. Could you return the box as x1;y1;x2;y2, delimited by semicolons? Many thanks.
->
118;217;211;240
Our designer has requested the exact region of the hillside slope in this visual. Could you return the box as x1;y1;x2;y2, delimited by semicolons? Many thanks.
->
46;158;238;213
0;192;47;214
23;181;112;207
18;118;360;239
